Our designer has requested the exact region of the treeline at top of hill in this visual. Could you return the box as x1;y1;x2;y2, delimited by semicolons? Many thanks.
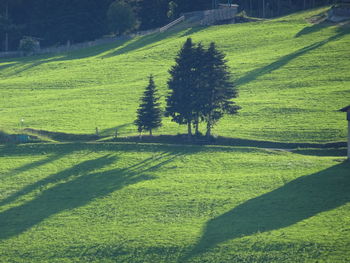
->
0;0;339;51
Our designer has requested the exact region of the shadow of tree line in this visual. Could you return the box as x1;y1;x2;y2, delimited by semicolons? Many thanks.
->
181;161;350;262
235;25;349;87
0;144;191;241
0;23;202;78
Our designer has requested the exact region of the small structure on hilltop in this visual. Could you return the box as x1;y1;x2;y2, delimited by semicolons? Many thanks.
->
328;0;350;22
183;3;239;26
339;105;350;160
160;3;239;32
19;36;41;55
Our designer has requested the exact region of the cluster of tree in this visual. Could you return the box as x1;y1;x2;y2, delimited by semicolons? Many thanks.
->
0;0;338;52
135;38;240;139
0;0;207;51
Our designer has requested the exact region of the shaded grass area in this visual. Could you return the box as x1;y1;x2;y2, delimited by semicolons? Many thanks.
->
182;161;350;262
24;128;99;142
234;24;348;87
109;134;347;149
9;127;346;149
0;143;349;262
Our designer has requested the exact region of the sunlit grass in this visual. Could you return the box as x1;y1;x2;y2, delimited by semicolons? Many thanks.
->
0;7;350;263
0;143;349;262
0;7;349;142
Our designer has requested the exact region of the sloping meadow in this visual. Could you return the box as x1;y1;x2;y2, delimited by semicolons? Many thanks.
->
0;6;350;263
0;7;349;142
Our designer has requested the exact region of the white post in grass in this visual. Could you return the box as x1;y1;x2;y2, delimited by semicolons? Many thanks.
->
339;105;350;160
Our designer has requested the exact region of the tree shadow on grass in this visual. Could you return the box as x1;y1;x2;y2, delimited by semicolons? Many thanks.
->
1;28;176;78
235;28;349;87
2;59;58;78
293;148;347;157
179;26;205;38
0;152;63;180
0;149;185;241
0;62;19;73
101;29;180;58
295;21;332;38
0;36;130;77
0;143;88;182
0;144;78;184
56;37;132;61
0;155;113;207
100;123;133;137
181;162;350;262
24;128;99;142
214;136;346;149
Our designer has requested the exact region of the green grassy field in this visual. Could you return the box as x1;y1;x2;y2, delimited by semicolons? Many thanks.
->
0;7;350;263
0;7;349;142
0;143;349;262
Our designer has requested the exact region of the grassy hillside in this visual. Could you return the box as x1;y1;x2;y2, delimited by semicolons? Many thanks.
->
0;143;349;262
0;7;350;263
0;7;349;143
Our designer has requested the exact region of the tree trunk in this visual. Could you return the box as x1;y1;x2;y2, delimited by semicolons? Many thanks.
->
5;33;8;52
262;0;266;18
277;0;281;16
150;129;152;136
206;116;211;139
250;0;253;16
195;116;199;136
187;121;192;139
5;2;9;52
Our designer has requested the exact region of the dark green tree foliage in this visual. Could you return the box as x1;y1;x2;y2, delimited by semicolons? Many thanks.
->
0;0;114;49
138;0;169;30
166;38;198;137
166;38;240;138
0;14;12;51
201;42;240;137
192;42;207;136
167;1;179;20
135;75;162;136
107;0;138;35
0;0;23;51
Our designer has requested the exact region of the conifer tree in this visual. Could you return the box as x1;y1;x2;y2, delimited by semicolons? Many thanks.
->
165;38;198;138
201;42;240;138
134;75;162;136
166;39;240;139
192;42;207;136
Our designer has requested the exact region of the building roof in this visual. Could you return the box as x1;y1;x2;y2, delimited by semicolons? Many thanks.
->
340;105;350;112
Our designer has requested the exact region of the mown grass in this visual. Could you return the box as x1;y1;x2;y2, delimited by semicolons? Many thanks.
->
0;143;349;262
0;7;349;143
